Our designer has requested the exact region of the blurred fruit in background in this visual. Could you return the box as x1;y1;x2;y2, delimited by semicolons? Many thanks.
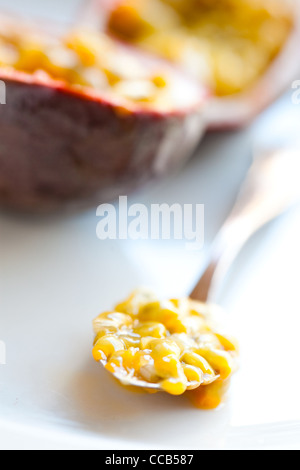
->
0;16;207;212
106;0;294;96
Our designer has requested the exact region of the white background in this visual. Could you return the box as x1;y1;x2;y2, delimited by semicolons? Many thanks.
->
1;0;300;450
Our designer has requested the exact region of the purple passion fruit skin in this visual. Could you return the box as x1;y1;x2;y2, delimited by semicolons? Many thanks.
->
0;21;207;212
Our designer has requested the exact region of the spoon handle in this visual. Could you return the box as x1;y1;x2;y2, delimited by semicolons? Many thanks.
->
190;148;300;303
190;209;272;303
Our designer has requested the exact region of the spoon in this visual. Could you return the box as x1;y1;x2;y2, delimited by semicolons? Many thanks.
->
191;147;300;303
97;148;300;391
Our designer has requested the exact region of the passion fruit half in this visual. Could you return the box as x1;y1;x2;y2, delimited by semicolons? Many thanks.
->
106;0;293;96
103;0;299;127
0;17;207;212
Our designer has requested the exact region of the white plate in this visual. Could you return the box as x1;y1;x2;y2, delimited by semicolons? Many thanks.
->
1;0;300;451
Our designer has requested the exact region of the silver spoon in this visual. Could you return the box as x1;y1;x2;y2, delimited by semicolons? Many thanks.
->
100;148;300;390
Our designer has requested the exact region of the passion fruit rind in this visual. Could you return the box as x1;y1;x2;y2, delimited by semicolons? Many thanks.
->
0;18;206;211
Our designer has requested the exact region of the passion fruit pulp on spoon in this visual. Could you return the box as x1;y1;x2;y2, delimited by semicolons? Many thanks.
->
92;289;238;409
